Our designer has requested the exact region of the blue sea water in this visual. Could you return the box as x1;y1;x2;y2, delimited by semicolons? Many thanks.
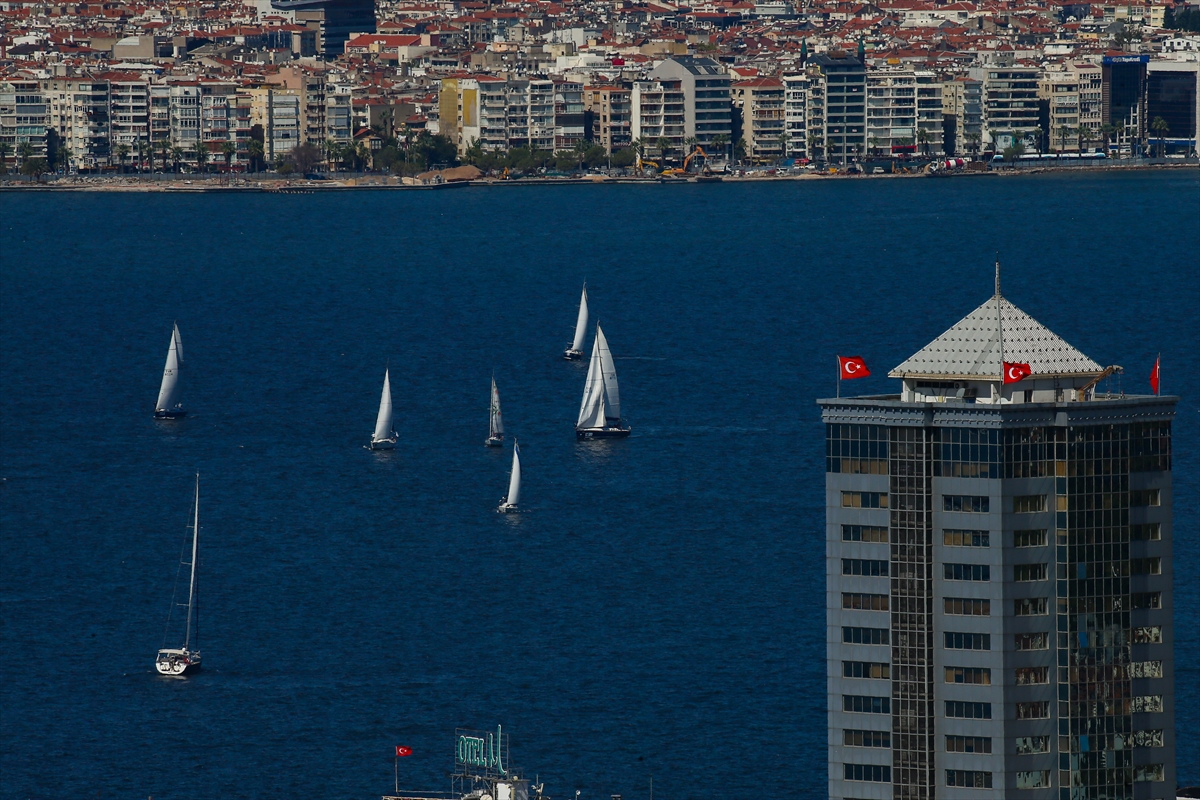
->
1;171;1198;800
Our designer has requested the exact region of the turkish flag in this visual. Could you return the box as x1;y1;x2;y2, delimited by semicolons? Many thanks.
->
1149;356;1160;395
1003;361;1032;384
396;746;413;757
839;356;870;379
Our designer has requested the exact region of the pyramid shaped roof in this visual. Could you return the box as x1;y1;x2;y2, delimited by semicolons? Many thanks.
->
889;294;1103;380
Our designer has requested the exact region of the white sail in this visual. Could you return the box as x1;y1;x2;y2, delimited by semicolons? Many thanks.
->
373;369;395;442
577;336;607;428
595;324;620;422
505;441;521;506
184;474;199;651
571;285;589;352
490;377;504;436
155;323;183;411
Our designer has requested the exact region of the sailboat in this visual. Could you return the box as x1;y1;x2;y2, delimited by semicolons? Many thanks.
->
563;284;588;360
575;323;631;439
154;323;186;419
156;474;203;676
497;440;521;513
486;375;504;447
367;368;398;450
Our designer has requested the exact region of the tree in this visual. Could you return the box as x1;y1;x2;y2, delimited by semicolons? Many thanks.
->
221;141;236;171
965;131;981;157
171;146;185;173
656;136;672;164
807;132;821;161
192;141;208;173
1100;123;1118;154
289;142;322;175
1150;116;1169;157
20;157;49;177
247;138;265;173
868;136;880;157
917;128;931;156
1030;126;1043;155
611;147;637;168
1002;141;1026;161
573;138;590;171
734;137;747;164
1057;125;1072;154
0;141;11;173
17;141;35;166
158;139;170;172
777;132;790;163
116;143;130;173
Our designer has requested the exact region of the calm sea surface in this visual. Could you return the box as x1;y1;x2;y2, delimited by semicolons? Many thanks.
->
2;171;1198;800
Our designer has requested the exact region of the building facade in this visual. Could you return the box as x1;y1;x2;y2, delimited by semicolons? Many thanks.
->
971;62;1041;152
809;51;866;163
647;55;732;150
732;76;785;161
822;285;1175;800
783;72;810;159
585;85;632;155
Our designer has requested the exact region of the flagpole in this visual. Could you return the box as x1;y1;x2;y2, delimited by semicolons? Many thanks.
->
836;355;841;398
1156;352;1161;396
995;255;1004;400
395;754;399;795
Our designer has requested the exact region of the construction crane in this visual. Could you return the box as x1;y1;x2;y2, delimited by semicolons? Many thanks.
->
1077;365;1123;401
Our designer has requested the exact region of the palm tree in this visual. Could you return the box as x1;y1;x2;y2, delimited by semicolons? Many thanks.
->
965;132;980;157
656;135;672;165
1057;125;1072;155
116;143;130;173
171;145;185;173
573;138;590;171
807;132;821;161
868;136;880;157
158;139;170;172
777;132;790;162
0;141;12;173
917;128;931;156
710;133;728;163
220;141;236;172
1100;123;1117;154
325;138;341;172
247;138;264;173
192;141;207;173
733;137;748;165
1150;116;1169;157
1030;126;1043;155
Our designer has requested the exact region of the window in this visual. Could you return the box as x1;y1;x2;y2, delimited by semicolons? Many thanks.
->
1015;735;1050;754
1013;495;1047;513
1130;489;1160;507
827;423;888;474
945;632;990;650
1014;564;1047;581
1130;695;1163;713
1014;529;1047;548
1014;597;1048;616
943;495;989;513
843;559;889;577
1131;729;1164;747
1016;770;1050;789
1134;764;1165;782
946;701;991;720
1015;666;1049;685
1132;558;1161;575
843;661;890;679
842;524;888;543
1016;701;1050;719
843;627;889;645
946;770;992;788
844;729;890;748
843;491;888;508
1132;592;1162;609
1131;523;1161;541
934;428;1000;478
844;764;891;782
843;592;888;610
1015;632;1049;651
943;529;989;547
944;563;990;581
945;666;991;685
1129;661;1163;679
945;735;991;753
1133;626;1163;643
844;695;890;714
1130;421;1171;472
944;598;990;616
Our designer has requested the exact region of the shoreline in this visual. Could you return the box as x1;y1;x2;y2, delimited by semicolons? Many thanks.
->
1;161;1193;192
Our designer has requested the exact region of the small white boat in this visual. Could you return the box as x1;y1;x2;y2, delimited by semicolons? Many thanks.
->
564;284;588;360
486;375;504;447
367;368;398;450
154;323;186;419
156;475;203;676
575;324;631;439
498;440;521;513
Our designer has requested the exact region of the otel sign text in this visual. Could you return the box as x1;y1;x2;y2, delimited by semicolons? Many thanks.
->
457;725;507;776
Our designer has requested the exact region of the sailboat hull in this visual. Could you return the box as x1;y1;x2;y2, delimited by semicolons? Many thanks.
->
563;349;583;360
575;426;631;439
497;502;518;513
155;651;202;676
485;436;504;447
367;437;397;450
154;408;187;419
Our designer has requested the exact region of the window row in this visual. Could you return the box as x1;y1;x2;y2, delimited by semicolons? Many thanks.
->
843;592;888;611
842;491;888;509
843;695;890;714
843;764;890;783
842;558;888;577
843;626;888;645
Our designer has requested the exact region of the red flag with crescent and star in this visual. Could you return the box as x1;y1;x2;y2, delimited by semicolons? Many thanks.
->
839;356;870;380
1003;361;1032;384
396;746;413;757
1149;356;1160;395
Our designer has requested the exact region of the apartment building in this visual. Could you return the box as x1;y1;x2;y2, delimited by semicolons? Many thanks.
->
1039;66;1083;152
0;79;48;163
783;72;809;159
107;74;150;161
647;55;732;150
732;77;785;162
42;77;110;169
1146;59;1200;154
971;62;1041;151
808;51;866;163
630;78;686;161
585;85;632;154
943;76;982;156
248;86;302;162
554;80;586;151
915;71;944;156
866;67;918;155
822;284;1176;800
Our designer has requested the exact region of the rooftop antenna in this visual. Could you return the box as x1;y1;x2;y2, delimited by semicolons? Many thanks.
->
995;253;1005;393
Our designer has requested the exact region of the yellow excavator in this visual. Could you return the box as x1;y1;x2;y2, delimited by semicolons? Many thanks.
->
635;152;659;176
1077;365;1123;401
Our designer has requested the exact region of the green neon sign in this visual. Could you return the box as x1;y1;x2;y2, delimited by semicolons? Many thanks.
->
456;725;506;776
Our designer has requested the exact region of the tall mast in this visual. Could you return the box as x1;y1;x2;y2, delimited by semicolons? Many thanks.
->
184;473;199;651
995;255;1004;394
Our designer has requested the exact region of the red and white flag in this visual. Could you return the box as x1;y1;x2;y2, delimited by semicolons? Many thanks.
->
1150;356;1160;395
1003;361;1032;384
839;356;870;380
396;746;413;757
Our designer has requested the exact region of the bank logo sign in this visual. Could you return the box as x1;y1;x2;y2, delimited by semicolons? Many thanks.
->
456;726;508;776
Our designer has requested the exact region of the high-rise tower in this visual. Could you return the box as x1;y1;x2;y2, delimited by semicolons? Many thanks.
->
820;281;1175;800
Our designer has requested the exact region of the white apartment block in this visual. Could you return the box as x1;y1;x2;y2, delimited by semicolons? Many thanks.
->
783;72;809;159
970;63;1041;152
0;79;48;161
631;79;686;160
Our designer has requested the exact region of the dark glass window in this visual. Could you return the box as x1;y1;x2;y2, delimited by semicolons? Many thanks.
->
944;667;991;684
827;423;888;474
844;763;891;782
944;597;990;615
944;632;990;650
843;592;889;610
842;524;888;543
944;563;990;581
934;428;1000;478
843;626;889;645
943;529;989;547
945;700;991;719
843;661;890;679
842;559;889;577
943;495;989;513
945;735;991;753
844;729;891;747
843;695;891;714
